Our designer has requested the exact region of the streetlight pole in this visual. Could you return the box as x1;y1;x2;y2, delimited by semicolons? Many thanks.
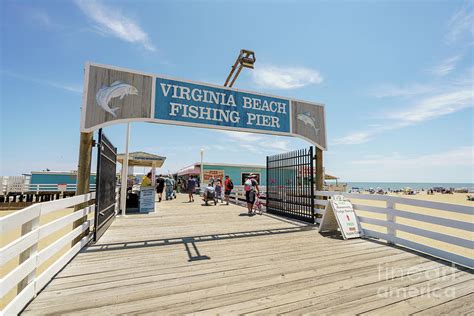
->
120;123;131;216
200;148;204;188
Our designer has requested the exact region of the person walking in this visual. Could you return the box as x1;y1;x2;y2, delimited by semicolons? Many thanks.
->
165;176;174;200
244;173;259;215
171;176;177;199
187;176;197;202
215;179;223;203
224;175;233;205
156;174;165;202
177;178;182;193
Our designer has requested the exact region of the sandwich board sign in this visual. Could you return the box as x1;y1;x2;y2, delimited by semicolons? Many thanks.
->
319;195;363;239
139;187;156;213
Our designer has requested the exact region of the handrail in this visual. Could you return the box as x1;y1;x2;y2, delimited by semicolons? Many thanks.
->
228;188;473;268
0;192;96;315
1;183;97;194
315;191;474;269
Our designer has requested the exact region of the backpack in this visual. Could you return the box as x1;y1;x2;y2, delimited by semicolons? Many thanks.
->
228;180;234;190
244;179;253;192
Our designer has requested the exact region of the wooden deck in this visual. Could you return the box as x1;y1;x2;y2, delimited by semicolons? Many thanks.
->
23;194;473;315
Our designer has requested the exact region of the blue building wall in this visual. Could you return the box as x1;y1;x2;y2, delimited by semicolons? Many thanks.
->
30;172;96;185
202;165;266;185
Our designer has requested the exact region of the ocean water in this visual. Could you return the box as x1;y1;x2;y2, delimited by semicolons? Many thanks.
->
345;182;474;191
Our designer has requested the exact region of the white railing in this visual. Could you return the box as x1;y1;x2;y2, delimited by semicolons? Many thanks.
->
228;185;267;207
314;191;474;269
0;193;96;315
1;183;96;194
228;187;473;268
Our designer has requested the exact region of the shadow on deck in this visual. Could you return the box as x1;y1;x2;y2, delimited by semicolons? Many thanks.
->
22;194;474;315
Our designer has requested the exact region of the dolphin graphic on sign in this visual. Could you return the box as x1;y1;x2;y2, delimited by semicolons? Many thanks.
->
95;81;139;117
297;112;319;135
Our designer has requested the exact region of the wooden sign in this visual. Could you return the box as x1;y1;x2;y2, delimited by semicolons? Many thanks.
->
81;63;327;150
319;195;363;239
203;170;225;182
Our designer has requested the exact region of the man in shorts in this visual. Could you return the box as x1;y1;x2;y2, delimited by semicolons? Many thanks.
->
244;173;259;215
224;175;233;205
187;176;197;202
156;175;165;202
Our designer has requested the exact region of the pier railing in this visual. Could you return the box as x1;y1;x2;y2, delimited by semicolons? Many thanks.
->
229;185;267;207
316;191;473;269
0;193;96;315
229;187;473;269
1;183;96;194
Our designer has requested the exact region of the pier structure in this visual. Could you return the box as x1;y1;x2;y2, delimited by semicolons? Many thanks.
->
1;191;473;315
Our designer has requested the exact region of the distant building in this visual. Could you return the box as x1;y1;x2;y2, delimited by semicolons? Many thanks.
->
29;171;96;185
177;163;266;185
26;171;97;191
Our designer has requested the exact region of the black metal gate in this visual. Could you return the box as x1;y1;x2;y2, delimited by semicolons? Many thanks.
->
94;130;117;241
266;147;315;223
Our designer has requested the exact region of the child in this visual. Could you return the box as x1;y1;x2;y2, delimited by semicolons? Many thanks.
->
215;179;223;203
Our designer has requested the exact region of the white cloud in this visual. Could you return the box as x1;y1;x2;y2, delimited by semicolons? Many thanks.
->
351;146;474;168
445;4;474;44
219;130;291;153
30;9;53;28
341;146;474;182
427;55;462;77
387;88;473;123
337;64;474;146
333;132;374;145
252;65;323;89
75;0;155;51
371;83;434;98
1;71;82;94
45;81;82;94
335;86;473;145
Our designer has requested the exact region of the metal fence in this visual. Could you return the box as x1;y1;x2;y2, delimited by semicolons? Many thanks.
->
94;130;118;241
266;147;315;223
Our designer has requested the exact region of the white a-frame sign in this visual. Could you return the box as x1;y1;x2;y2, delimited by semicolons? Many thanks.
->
319;195;363;239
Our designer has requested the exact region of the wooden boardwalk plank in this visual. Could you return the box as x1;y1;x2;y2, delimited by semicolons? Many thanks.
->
413;293;474;315
22;194;474;315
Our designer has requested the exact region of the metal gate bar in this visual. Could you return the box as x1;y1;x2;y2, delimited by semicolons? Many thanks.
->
94;129;118;241
266;147;315;223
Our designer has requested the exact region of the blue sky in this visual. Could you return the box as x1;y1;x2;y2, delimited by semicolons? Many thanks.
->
1;0;473;182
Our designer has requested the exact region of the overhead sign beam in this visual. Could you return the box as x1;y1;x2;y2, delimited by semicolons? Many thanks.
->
81;62;327;150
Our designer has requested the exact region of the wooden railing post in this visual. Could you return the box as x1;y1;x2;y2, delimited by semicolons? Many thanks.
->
17;209;40;294
386;200;396;245
73;132;93;246
314;148;325;221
